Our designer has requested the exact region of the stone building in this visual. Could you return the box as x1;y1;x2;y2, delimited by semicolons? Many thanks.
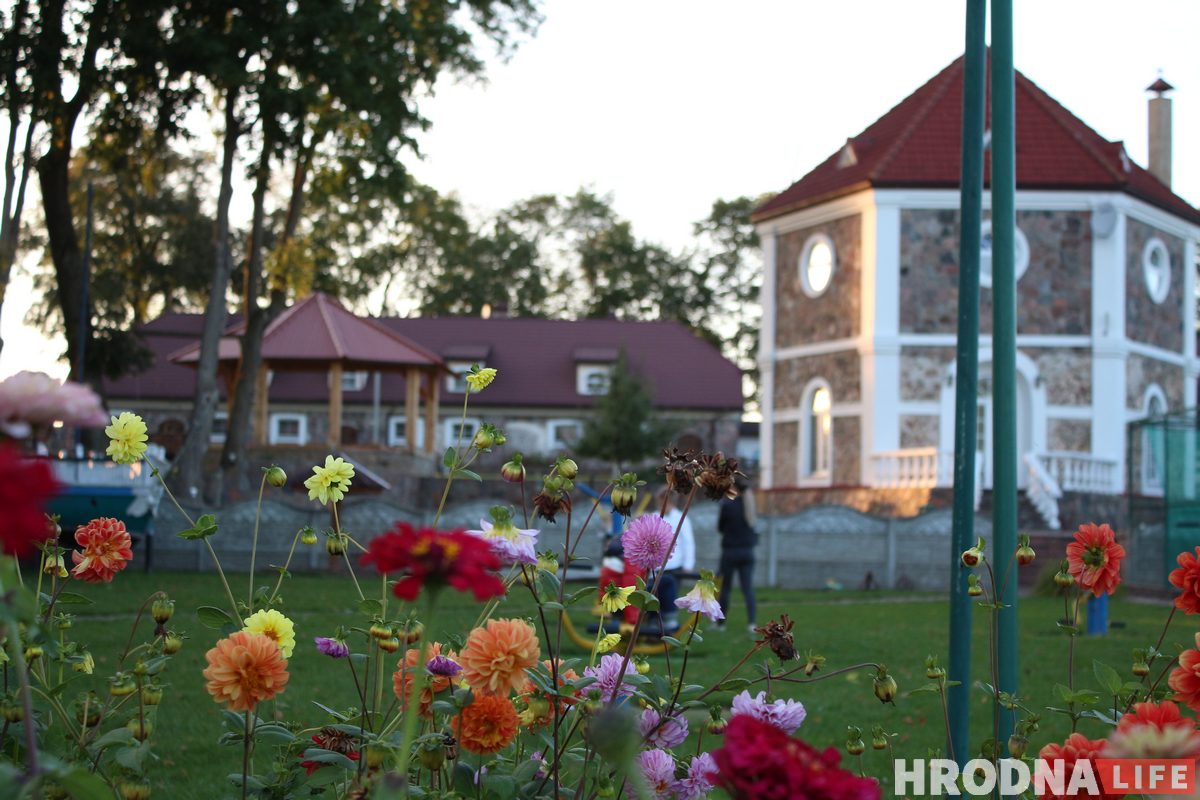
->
754;58;1200;527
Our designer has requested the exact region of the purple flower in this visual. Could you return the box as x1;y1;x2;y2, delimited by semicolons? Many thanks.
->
622;514;674;571
582;654;638;701
730;689;807;734
637;749;676;798
466;517;538;565
674;578;724;622
673;752;717;800
639;707;689;749
426;654;462;678
314;636;349;659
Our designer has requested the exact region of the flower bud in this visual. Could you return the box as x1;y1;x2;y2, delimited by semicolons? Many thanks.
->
611;474;641;516
399;621;424;644
378;637;401;654
24;645;42;662
265;466;287;488
152;598;175;625
707;716;727;735
43;553;68;578
326;533;347;556
555;457;579;481
536;551;558;575
1132;661;1151;677
75;693;101;727
132;660;149;677
416;737;448;771
300;526;318;546
369;623;392;640
118;782;151;800
162;632;183;656
1016;544;1036;566
500;455;526;483
1;698;23;723
56;614;72;631
967;574;983;597
635;658;651;675
961;547;984;568
365;744;392;769
873;669;898;704
1008;734;1028;759
872;734;888;750
846;737;866;756
127;716;153;741
1054;561;1075;588
73;652;95;675
109;673;137;697
473;424;504;451
141;684;164;706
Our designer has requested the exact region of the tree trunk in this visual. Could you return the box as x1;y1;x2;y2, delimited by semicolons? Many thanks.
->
172;85;240;499
221;137;311;487
38;144;85;377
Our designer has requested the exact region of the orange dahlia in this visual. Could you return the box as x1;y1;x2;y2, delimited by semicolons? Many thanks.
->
1169;634;1200;715
71;517;133;583
459;618;540;697
392;642;460;717
1065;523;1125;597
202;631;289;711
454;694;520;754
1169;547;1200;615
1036;733;1118;800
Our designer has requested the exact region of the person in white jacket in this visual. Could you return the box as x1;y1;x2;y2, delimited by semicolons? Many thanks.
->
656;486;695;632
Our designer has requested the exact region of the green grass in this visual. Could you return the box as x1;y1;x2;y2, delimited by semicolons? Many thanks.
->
25;570;1190;797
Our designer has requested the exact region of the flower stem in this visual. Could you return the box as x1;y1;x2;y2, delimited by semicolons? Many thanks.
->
247;472;268;611
396;592;437;780
266;530;303;606
242;709;254;800
431;392;473;529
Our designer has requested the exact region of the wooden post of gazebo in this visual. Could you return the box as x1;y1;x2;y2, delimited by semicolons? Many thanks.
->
423;372;440;455
404;366;419;454
329;362;343;447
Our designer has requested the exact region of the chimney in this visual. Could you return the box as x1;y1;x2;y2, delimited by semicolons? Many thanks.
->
1147;76;1174;187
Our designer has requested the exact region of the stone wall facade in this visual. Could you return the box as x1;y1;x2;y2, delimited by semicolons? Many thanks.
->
832;415;861;486
772;421;799;487
899;346;954;401
900;415;939;448
1031;349;1091;406
1047;419;1091;453
773;351;861;410
1126;217;1186;352
899;208;1092;335
1126;354;1185;411
775;214;862;349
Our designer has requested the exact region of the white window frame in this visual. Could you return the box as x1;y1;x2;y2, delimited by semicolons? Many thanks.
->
444;417;482;450
445;361;478;394
269;413;308;446
798;233;836;298
210;411;228;444
1141;384;1167;496
546;418;584;451
576;364;612;396
386;415;427;448
340;370;369;393
798;379;833;486
1142;237;1171;304
979;220;1030;288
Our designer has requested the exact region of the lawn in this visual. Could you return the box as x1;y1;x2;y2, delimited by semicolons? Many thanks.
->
41;569;1190;797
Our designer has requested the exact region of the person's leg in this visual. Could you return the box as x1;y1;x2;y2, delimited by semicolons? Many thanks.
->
717;553;734;621
740;556;757;627
658;570;679;631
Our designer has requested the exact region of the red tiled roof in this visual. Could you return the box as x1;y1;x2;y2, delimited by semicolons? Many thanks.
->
104;314;744;412
755;56;1200;225
171;292;443;369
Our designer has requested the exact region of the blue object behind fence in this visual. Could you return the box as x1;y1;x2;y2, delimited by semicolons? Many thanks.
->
1086;593;1109;636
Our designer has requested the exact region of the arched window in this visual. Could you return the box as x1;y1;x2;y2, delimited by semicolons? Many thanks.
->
800;380;833;482
1141;385;1167;495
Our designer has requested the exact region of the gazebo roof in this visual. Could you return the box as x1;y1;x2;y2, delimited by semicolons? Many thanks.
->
171;292;445;370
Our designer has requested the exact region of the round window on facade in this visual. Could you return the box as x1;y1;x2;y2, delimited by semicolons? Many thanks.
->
1143;237;1171;304
799;233;835;297
979;220;1030;288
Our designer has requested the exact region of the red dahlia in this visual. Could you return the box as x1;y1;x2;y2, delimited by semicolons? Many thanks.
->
0;445;58;556
710;715;880;800
1065;523;1125;597
362;524;504;601
1169;547;1200;614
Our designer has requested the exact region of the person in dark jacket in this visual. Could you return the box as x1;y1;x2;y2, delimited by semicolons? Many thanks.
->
716;476;758;632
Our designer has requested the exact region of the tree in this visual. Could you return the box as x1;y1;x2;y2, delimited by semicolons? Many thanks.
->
575;352;672;472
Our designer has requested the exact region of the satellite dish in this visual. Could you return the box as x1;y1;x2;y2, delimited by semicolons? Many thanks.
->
1092;203;1117;238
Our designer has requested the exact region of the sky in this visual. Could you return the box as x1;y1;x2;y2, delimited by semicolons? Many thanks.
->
3;0;1198;380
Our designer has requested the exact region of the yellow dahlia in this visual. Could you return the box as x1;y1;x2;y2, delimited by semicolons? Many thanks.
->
104;412;148;464
242;609;296;659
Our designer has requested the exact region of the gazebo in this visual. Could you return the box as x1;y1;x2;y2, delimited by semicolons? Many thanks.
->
173;292;445;451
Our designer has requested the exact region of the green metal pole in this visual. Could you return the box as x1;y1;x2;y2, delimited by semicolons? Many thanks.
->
948;0;987;766
991;0;1020;750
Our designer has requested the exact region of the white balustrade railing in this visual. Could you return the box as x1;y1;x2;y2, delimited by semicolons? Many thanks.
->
869;448;944;489
1023;452;1063;530
1037;451;1119;495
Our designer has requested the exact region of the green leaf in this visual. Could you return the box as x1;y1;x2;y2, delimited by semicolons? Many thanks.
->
452;762;477;795
357;598;383;617
565;586;596;606
56;767;112;800
254;724;297;744
717;678;751;692
301;748;357;770
540;602;564;612
54;592;94;606
1093;661;1122;696
454;468;483;482
177;513;219;540
197;606;236;629
486;775;517;800
89;727;135;750
141;655;170;676
115;742;151;773
443;446;458;469
629;589;659;612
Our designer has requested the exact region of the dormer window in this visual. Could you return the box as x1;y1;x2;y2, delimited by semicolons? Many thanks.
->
340;370;368;392
577;364;611;396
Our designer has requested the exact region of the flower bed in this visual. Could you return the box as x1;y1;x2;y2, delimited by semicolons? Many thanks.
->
1;367;1198;799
